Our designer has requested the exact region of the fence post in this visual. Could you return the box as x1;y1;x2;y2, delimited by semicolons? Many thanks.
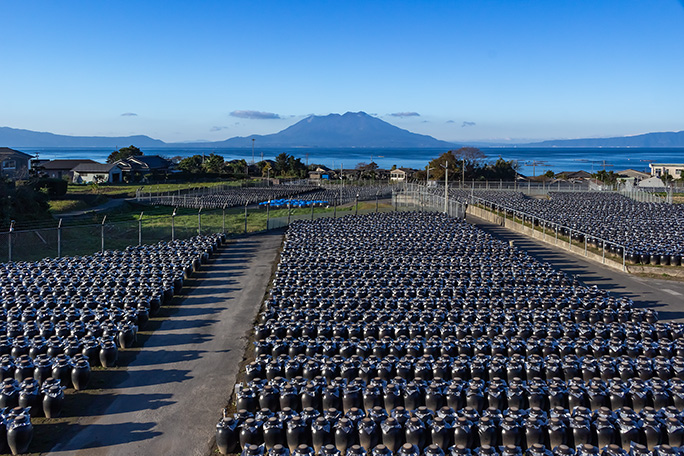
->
172;207;177;241
311;201;314;220
223;204;227;233
57;219;62;258
266;202;270;229
101;216;107;252
375;191;379;213
355;194;359;216
555;223;558;245
287;200;292;225
244;203;248;234
198;207;202;235
138;212;143;246
334;196;338;218
8;220;15;262
602;240;606;263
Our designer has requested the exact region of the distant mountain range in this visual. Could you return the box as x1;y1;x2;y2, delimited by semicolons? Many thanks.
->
0;112;453;149
1;113;683;148
520;131;684;148
0;126;166;148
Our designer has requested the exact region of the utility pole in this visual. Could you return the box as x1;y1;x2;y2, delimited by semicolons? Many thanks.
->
426;165;434;186
251;138;255;164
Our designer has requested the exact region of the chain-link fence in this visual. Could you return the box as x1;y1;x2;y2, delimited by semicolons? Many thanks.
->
0;206;265;263
0;185;466;263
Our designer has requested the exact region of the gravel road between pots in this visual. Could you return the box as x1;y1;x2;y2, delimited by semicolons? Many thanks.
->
46;230;284;456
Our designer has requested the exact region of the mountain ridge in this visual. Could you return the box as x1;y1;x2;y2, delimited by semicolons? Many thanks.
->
521;130;684;148
0;112;454;149
2;115;683;148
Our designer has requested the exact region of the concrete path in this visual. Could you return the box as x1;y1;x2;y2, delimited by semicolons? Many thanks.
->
47;230;284;456
468;215;684;321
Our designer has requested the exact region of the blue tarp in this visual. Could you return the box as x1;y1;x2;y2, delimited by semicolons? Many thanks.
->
259;199;329;208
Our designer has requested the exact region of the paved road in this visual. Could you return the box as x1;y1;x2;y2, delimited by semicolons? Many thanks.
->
47;230;284;456
468;215;684;321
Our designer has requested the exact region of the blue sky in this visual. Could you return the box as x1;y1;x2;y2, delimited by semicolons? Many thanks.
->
1;1;683;143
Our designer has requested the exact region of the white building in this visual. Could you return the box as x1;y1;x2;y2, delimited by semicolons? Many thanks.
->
649;163;684;179
72;163;123;183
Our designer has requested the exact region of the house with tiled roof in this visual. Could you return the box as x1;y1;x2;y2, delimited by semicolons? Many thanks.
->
72;162;123;183
0;147;32;180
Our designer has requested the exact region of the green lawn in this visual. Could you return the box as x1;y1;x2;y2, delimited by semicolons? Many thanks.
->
48;199;91;213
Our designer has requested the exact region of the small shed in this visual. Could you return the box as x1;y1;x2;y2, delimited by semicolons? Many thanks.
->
72;163;123;183
638;176;666;188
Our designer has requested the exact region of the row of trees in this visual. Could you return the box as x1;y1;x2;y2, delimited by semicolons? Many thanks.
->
175;152;308;178
418;148;519;182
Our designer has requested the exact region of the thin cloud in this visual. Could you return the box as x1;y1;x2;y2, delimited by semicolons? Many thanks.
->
389;112;420;118
210;126;228;132
230;110;280;120
121;112;138;117
462;121;476;127
446;120;456;124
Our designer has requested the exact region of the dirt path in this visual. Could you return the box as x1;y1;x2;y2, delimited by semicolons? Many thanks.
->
46;230;284;456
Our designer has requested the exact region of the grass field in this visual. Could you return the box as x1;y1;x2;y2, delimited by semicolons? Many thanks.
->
2;200;395;263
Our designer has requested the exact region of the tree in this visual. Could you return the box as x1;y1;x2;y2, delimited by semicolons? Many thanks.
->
544;170;556;179
427;150;459;181
107;145;142;164
274;153;290;176
202;153;225;174
593;170;618;185
177;155;204;174
483;158;519;181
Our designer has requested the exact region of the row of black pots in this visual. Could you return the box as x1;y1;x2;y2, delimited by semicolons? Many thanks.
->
1;353;92;389
148;185;322;209
252;336;684;361
0;376;66;418
254;318;673;343
235;375;684;415
237;442;682;456
0;406;33;455
219;403;684;454
0;326;133;363
244;353;684;384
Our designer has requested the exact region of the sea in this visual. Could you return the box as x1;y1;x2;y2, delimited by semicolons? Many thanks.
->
21;147;684;177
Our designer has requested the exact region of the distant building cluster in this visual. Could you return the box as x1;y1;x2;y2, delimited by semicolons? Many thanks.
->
0;147;174;183
307;166;418;182
0;145;682;187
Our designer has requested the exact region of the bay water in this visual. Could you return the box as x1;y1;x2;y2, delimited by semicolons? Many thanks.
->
21;146;684;177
